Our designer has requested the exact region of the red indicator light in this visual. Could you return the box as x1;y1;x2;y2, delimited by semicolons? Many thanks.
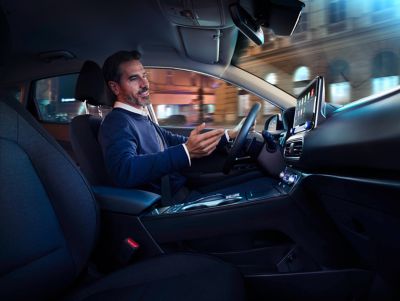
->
126;238;139;248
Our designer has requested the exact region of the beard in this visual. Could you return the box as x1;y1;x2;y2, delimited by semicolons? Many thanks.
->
126;87;150;107
126;95;150;107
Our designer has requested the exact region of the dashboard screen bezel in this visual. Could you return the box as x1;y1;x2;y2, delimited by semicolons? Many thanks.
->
293;76;324;134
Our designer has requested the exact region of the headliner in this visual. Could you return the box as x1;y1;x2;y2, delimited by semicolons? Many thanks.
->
2;0;243;64
2;0;179;61
0;0;296;109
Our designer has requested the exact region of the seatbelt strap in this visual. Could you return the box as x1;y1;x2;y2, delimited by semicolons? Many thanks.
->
161;175;172;204
150;118;172;204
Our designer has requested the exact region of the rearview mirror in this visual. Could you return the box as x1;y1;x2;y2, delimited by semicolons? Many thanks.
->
230;4;264;45
261;0;305;36
230;0;305;45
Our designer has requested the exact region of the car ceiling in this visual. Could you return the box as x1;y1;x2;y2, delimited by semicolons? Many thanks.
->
5;0;179;59
0;0;237;72
0;0;296;109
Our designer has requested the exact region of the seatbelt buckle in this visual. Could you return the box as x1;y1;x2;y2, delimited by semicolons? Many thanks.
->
118;237;140;265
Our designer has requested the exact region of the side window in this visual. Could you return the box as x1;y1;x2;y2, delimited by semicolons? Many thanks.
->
371;51;399;94
148;68;279;130
328;0;346;24
293;66;311;95
34;74;85;123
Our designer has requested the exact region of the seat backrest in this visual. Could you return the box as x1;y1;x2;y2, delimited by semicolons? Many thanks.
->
0;95;99;300
71;60;113;185
70;114;111;185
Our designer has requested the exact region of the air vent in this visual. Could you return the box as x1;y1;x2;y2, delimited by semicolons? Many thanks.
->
284;138;303;159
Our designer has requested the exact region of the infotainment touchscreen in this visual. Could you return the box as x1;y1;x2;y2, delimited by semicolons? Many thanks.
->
293;76;324;133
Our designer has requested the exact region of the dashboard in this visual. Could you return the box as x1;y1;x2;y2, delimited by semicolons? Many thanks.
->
282;75;400;175
267;75;400;300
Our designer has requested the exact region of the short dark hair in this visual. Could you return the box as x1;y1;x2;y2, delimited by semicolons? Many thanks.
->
102;50;141;83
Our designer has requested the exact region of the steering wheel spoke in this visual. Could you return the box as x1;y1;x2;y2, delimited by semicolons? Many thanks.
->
222;102;261;174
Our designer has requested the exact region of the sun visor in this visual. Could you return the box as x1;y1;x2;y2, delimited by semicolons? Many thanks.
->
179;27;220;64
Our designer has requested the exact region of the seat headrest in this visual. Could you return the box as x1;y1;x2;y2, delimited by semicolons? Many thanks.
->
75;60;114;106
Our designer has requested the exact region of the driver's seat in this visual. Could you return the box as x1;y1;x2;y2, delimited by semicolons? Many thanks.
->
70;60;113;185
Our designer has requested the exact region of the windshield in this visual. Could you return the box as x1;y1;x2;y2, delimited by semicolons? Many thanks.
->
235;0;400;105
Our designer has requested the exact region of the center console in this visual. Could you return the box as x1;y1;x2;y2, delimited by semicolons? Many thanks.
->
284;76;326;163
147;184;283;216
277;167;303;194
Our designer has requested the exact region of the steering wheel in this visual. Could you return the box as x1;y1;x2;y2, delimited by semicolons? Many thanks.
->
223;102;261;174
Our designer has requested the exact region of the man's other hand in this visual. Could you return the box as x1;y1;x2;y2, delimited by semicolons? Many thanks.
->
186;123;224;158
227;117;256;140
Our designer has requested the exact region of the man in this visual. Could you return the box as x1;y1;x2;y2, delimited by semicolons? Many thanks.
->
99;50;241;202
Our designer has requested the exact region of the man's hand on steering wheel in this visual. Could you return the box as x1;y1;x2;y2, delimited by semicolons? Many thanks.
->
227;117;256;140
223;102;261;174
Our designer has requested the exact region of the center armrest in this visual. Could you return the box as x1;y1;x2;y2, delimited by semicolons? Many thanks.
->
92;186;161;215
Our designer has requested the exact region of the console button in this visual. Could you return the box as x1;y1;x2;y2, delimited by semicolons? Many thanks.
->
287;175;296;185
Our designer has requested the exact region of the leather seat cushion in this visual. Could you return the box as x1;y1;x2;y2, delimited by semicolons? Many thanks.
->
66;253;245;301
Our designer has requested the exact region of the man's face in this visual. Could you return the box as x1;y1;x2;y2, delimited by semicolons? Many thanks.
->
109;59;150;107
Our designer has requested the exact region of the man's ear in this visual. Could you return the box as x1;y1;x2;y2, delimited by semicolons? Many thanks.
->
108;81;119;96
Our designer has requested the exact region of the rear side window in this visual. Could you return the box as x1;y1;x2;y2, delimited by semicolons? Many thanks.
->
34;74;85;123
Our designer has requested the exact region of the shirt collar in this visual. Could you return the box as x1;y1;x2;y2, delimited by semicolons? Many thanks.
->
114;101;148;116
